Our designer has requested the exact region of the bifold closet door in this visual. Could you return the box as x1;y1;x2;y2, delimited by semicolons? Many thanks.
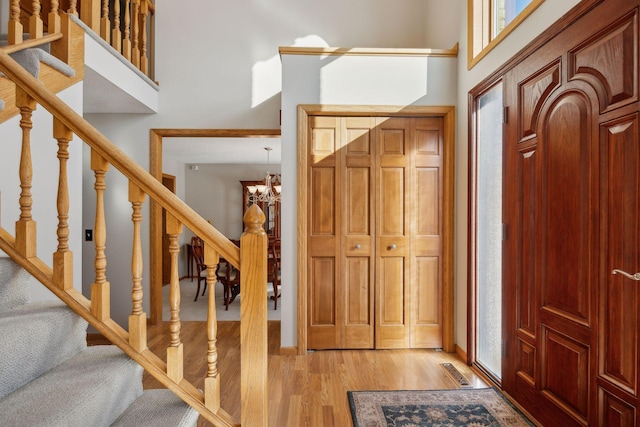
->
375;117;444;349
307;116;375;349
307;115;444;350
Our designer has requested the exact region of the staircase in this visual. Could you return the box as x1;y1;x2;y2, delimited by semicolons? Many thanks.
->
0;3;269;426
0;257;199;426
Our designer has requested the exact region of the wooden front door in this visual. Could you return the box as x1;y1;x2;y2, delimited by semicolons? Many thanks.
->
502;0;640;424
306;113;448;350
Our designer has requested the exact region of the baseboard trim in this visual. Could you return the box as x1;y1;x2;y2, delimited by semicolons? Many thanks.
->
279;346;297;356
455;344;467;363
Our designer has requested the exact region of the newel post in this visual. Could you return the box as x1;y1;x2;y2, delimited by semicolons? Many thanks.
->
240;204;268;426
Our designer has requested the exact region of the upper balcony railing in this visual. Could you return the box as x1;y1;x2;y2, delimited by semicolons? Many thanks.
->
7;0;155;79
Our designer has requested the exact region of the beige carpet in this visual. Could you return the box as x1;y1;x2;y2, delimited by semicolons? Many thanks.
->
162;278;281;321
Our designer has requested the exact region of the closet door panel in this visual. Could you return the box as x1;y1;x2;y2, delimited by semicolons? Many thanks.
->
308;117;340;349
412;118;444;348
413;256;441;348
342;117;375;348
377;257;408;348
344;257;373;347
376;118;410;348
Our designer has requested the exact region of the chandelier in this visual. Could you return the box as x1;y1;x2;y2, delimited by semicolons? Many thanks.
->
247;147;281;205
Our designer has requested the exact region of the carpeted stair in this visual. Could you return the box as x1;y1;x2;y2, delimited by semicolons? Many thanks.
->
0;33;76;112
0;257;199;426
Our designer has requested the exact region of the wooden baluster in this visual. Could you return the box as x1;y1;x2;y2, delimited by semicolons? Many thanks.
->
140;0;148;75
131;0;140;68
240;204;268;426
90;149;110;321
52;118;73;290
48;0;61;34
100;0;111;44
122;0;131;60
204;242;220;412
81;0;101;33
30;0;43;39
15;88;37;259
69;0;78;16
129;182;147;352
166;213;183;382
9;1;22;50
111;0;122;52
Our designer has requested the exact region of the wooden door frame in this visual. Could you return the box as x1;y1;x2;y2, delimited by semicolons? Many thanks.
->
297;105;456;354
148;128;281;324
161;173;176;285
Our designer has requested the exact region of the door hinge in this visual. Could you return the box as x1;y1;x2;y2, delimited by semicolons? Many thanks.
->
502;223;507;241
503;106;508;124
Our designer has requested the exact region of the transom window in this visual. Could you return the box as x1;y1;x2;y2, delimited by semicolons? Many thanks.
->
468;0;545;68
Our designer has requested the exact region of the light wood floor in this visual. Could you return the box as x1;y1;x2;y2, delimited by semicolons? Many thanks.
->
141;321;488;427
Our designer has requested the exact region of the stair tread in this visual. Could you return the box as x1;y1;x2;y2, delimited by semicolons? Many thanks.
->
0;301;87;399
0;346;143;427
111;389;199;427
0;257;30;312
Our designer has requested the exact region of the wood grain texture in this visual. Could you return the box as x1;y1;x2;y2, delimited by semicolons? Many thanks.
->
297;104;455;354
141;321;486;427
305;112;452;351
495;0;640;424
240;205;269;426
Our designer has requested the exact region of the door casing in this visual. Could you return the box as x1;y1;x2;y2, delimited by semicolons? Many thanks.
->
296;105;456;354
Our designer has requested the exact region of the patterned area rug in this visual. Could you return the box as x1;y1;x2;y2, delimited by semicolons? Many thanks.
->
348;388;533;426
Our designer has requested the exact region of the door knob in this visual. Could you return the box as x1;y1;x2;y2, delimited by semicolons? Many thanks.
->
612;269;640;281
355;244;361;249
389;244;397;250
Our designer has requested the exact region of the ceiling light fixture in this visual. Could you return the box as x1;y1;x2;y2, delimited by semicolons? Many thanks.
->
247;147;281;205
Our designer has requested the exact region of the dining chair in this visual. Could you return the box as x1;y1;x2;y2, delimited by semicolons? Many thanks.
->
192;237;240;310
269;238;281;309
216;259;240;310
190;236;207;302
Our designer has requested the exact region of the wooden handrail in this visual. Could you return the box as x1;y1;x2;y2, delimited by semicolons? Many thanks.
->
0;227;238;427
0;49;239;266
0;32;63;54
0;25;269;424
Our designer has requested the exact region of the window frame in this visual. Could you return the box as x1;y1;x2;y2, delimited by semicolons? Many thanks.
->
467;0;545;69
468;76;505;386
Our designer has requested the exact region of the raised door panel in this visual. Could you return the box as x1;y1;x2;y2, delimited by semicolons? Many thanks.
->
597;115;640;421
541;94;593;326
412;118;444;348
568;10;638;113
341;117;375;348
308;116;340;349
537;92;596;426
376;118;410;349
507;76;598;427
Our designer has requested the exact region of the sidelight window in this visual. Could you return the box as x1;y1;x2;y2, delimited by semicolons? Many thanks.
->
470;80;503;381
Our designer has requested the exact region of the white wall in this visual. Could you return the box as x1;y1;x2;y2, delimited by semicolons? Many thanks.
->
280;54;458;347
0;83;84;301
185;164;281;240
83;0;582;350
84;0;435;328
